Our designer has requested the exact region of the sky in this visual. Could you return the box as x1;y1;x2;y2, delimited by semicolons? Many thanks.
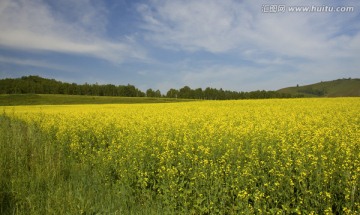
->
0;0;359;93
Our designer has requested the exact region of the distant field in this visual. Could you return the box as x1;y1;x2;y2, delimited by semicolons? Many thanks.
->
0;94;194;106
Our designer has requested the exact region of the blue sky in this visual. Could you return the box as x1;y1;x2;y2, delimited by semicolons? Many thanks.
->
0;0;359;93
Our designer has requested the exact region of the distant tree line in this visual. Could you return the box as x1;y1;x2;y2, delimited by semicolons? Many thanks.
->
162;86;299;99
0;75;299;99
0;76;145;97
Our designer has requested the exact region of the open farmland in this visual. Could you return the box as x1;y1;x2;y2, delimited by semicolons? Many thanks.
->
1;98;359;214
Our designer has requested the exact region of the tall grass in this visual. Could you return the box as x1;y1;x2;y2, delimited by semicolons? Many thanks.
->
0;113;163;214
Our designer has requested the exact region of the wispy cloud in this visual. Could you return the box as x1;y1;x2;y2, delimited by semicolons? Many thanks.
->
0;0;146;63
135;0;360;90
0;56;74;72
0;0;359;92
137;0;360;60
137;0;251;53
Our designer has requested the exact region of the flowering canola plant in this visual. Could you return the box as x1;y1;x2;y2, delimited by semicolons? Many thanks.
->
3;98;360;214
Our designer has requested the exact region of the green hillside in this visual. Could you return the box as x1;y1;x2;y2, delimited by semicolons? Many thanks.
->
277;78;360;97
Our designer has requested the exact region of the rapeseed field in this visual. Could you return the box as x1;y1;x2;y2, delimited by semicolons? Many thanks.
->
1;98;359;214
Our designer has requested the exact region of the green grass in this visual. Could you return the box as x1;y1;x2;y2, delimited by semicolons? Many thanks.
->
0;114;165;214
0;94;193;106
277;78;360;97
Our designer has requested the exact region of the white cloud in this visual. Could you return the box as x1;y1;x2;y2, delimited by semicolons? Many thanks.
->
135;0;360;91
137;0;360;60
0;0;359;92
0;56;74;72
137;0;253;53
0;0;146;63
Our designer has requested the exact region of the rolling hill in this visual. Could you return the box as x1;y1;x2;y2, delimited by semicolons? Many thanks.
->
277;78;360;97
